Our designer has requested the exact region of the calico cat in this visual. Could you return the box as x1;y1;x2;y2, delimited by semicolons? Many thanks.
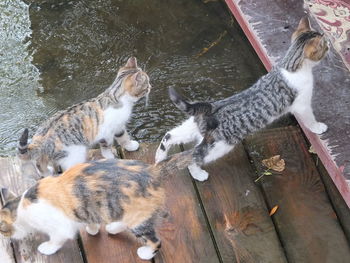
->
18;57;151;176
0;150;193;260
155;17;329;181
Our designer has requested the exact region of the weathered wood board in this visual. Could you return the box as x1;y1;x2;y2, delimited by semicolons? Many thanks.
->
195;143;287;263
0;157;84;263
122;143;220;263
245;126;350;263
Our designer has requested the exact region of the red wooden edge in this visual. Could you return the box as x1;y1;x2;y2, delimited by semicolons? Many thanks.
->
224;0;350;207
224;0;272;71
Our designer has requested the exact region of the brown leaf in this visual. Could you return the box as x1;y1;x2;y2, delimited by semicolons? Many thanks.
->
269;205;279;216
262;155;285;172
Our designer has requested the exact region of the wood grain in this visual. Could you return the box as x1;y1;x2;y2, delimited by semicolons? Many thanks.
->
245;126;350;263
122;143;220;263
0;157;83;263
193;143;287;263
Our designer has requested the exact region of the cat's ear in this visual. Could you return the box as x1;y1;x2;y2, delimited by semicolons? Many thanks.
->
0;188;16;204
291;17;312;42
125;57;138;68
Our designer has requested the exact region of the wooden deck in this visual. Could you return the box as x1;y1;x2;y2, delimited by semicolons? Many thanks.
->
1;126;349;263
223;0;350;207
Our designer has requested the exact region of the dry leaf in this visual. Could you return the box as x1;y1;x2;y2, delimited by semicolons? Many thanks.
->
308;145;317;154
269;205;279;216
262;155;285;172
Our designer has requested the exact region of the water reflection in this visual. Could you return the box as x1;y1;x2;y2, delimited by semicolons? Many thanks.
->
0;0;265;155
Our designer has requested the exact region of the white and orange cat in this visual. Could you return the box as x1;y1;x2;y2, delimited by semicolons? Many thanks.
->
18;57;151;176
0;150;192;260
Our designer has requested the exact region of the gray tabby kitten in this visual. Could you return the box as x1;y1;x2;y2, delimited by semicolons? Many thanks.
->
155;17;329;181
18;57;151;176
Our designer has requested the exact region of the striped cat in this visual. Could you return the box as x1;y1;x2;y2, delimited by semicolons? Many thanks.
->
155;17;329;181
0;150;192;260
18;57;151;176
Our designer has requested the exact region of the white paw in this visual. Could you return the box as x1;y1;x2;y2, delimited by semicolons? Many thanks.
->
105;222;127;235
101;149;115;159
310;122;328;134
124;140;139;152
85;224;100;235
38;242;61;255
137;246;156;260
188;165;209;181
155;149;167;163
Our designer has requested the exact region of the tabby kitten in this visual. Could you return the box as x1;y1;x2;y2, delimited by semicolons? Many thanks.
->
18;57;151;176
0;150;192;260
155;17;329;181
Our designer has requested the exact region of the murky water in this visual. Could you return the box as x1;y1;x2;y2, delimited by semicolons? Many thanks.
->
0;0;266;156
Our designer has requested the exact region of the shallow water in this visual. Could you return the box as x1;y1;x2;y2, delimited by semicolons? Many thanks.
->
0;0;266;155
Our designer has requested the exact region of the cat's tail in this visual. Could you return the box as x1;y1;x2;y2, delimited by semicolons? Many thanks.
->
18;128;29;159
168;87;213;116
151;149;194;180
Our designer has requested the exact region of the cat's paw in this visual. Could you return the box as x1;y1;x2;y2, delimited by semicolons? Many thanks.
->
155;149;167;163
85;224;100;235
101;149;115;159
38;242;61;255
106;222;127;235
124;140;140;152
310;122;328;134
137;246;156;260
188;165;209;181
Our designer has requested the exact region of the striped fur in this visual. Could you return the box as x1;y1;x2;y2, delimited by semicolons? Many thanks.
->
155;17;329;181
0;150;193;259
18;57;151;176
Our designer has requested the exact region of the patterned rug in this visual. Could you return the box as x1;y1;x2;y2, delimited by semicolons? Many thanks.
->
305;0;350;70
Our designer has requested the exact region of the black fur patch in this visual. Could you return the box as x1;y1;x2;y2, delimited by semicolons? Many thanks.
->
164;133;171;141
114;130;125;137
24;184;38;202
160;143;165;151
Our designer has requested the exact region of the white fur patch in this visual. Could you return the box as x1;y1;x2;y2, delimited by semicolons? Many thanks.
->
155;117;202;163
105;222;127;234
86;224;100;235
58;145;87;171
188;163;209;181
203;141;234;164
16;198;79;254
137;246;156;260
95;95;136;145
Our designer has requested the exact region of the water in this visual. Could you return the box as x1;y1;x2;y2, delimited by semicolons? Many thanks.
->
0;0;266;156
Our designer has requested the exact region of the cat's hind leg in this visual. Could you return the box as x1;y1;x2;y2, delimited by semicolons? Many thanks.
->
189;140;234;181
99;139;115;159
114;130;139;152
132;222;161;260
85;223;100;236
155;116;202;163
105;221;127;234
38;232;70;255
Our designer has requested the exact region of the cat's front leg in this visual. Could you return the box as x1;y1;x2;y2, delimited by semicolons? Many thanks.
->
114;130;139;152
37;236;66;255
99;139;115;159
85;223;100;235
292;106;328;134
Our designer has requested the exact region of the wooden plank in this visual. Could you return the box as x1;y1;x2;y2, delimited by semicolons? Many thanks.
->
122;143;220;263
194;143;287;263
245;126;350;263
0;157;84;263
314;158;350;243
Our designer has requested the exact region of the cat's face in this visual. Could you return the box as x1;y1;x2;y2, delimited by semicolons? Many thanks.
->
292;17;329;62
119;57;151;99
